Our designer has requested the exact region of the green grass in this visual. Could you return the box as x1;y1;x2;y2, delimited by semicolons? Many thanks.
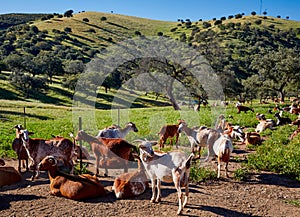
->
2;99;300;182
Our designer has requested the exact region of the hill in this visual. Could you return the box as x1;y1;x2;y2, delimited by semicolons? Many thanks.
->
0;11;300;105
0;13;49;30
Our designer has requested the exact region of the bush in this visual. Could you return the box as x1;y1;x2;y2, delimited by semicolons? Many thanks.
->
234;168;250;181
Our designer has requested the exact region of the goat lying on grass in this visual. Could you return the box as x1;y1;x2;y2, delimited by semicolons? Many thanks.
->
245;132;262;145
137;140;194;215
38;155;106;200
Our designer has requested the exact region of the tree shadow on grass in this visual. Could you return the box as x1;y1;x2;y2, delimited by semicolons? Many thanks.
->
0;110;51;121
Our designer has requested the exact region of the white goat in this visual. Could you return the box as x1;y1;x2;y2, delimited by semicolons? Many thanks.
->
138;140;194;215
177;121;220;161
96;122;138;138
255;120;275;133
213;134;233;178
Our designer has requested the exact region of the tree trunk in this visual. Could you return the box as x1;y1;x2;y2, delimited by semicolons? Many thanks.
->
169;96;181;110
166;88;180;110
279;91;285;103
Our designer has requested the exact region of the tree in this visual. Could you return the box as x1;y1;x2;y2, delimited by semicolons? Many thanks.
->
249;47;300;102
34;52;64;83
64;60;85;75
251;11;257;16
64;10;74;17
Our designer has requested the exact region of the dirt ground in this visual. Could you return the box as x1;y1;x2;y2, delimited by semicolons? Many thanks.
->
1;144;300;217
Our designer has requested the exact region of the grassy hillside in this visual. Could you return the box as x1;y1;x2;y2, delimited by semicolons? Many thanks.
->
34;12;176;49
1;12;300;105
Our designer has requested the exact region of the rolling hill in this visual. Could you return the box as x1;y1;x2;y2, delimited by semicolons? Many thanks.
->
0;11;300;106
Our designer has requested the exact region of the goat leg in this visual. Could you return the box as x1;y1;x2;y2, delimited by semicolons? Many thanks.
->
225;162;229;178
183;185;189;208
217;154;221;179
150;178;156;203
155;179;161;203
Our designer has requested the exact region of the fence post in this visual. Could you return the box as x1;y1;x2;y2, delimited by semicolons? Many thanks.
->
23;107;26;128
78;117;83;174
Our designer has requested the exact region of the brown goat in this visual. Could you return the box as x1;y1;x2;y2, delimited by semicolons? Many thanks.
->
245;132;261;145
18;129;75;180
112;154;149;199
236;105;254;113
38;156;106;200
75;130;137;177
291;107;300;115
12;124;29;172
158;120;184;149
0;160;22;187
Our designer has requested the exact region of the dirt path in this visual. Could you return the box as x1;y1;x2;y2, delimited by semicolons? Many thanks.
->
1;145;300;217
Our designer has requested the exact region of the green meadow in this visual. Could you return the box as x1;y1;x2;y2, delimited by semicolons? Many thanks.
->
1;98;300;181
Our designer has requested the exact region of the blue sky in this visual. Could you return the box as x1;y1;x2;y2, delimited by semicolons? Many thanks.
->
1;0;300;21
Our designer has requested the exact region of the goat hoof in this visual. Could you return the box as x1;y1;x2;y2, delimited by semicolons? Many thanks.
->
150;199;155;203
177;210;182;215
155;198;161;203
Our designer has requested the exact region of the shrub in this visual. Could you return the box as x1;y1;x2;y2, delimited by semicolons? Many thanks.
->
234;168;250;181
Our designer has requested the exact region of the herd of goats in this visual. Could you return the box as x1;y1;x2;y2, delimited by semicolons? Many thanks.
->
1;101;300;215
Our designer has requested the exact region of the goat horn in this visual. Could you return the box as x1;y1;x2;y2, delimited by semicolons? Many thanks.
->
132;139;145;143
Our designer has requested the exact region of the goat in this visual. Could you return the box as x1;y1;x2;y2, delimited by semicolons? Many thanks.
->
18;129;75;180
236;103;254;113
138;140;194;215
213;134;233;178
223;125;245;143
96;122;138;138
290;119;300;127
177;121;219;161
158;121;182;149
289;127;300;140
255;119;275;133
291;107;300;115
215;114;230;133
38;155;106;200
112;153;149;199
274;112;292;126
75;130;137;177
11;124;29;172
245;132;261;145
0;159;22;187
73;145;90;161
